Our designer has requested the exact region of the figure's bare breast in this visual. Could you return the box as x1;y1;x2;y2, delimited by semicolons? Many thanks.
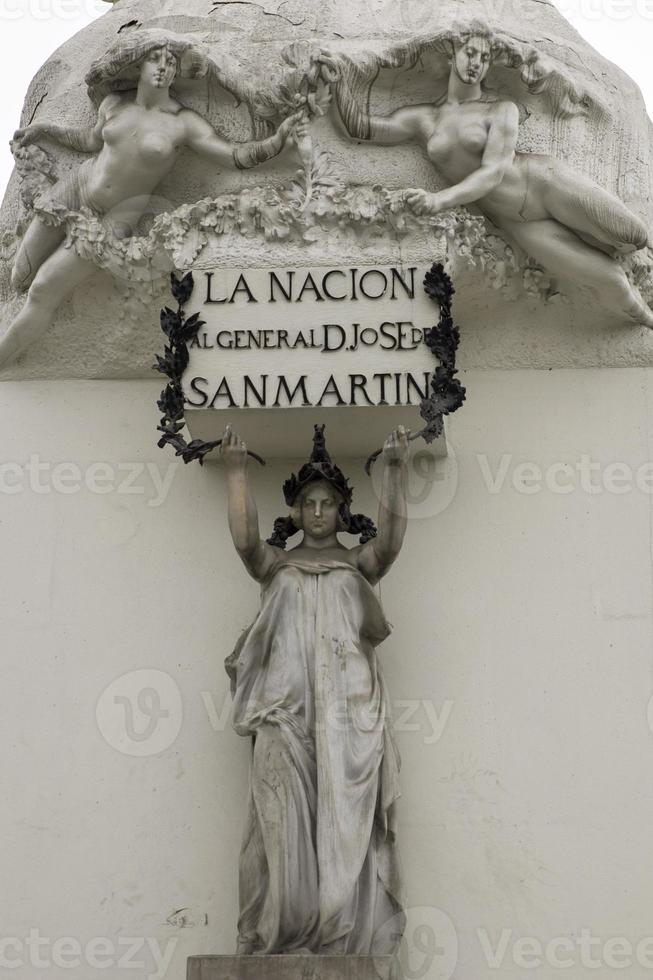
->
420;100;535;222
87;99;186;210
423;102;493;181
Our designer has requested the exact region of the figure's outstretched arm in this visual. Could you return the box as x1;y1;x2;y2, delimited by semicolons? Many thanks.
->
406;101;520;214
357;427;409;584
334;95;423;146
366;106;425;146
13;95;117;154
184;110;304;170
321;51;422;146
221;426;279;582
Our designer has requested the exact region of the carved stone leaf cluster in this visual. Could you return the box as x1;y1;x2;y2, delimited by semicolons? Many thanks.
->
15;138;571;311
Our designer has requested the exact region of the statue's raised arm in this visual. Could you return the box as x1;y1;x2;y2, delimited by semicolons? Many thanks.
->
356;426;409;584
220;426;280;583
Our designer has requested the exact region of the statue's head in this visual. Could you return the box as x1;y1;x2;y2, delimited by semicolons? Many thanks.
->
293;479;348;540
85;29;209;105
139;44;180;90
450;22;493;86
267;425;377;550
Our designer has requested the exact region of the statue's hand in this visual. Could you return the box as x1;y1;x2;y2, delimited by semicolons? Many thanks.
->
278;110;305;143
293;117;310;144
220;425;249;470
383;426;411;464
404;188;447;216
316;48;340;84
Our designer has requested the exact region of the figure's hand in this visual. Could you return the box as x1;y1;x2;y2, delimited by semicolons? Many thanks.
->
293;116;310;144
404;188;448;216
13;124;47;147
278;110;305;143
220;425;248;471
382;426;411;464
316;48;340;84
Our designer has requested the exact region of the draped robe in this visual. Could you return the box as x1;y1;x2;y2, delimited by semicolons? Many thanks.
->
225;557;405;955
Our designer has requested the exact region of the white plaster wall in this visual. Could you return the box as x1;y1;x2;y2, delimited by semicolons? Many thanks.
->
1;369;653;979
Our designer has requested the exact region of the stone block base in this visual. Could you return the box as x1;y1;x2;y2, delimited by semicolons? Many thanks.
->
187;955;395;980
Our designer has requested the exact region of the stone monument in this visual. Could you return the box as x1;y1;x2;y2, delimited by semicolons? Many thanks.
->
1;0;652;383
2;1;652;979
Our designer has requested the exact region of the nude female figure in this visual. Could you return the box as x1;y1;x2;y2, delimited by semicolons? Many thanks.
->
1;30;304;365
325;25;653;327
220;423;408;955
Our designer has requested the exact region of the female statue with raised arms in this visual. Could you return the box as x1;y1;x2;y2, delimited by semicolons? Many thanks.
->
325;21;653;327
1;29;303;365
221;423;407;956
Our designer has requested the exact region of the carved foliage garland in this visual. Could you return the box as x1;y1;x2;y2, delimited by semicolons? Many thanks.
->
5;22;653;324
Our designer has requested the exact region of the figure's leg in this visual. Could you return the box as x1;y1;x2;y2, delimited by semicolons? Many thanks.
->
503;218;653;328
11;217;66;292
248;724;319;952
541;166;648;255
0;244;94;366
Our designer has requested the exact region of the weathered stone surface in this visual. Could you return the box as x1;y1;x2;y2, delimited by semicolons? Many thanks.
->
187;956;395;980
0;0;652;377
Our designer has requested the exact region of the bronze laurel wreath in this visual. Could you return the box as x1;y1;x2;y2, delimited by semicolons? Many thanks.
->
364;262;467;473
154;271;265;466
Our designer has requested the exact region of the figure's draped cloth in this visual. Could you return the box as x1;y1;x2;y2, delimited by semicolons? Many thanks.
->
225;558;404;955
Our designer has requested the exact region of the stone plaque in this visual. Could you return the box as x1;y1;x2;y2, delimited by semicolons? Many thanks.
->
183;263;443;458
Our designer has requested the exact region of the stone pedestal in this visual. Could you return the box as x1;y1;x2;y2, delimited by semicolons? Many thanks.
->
187;956;395;980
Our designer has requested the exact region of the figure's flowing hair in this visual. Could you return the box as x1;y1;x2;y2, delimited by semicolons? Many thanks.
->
333;19;602;140
85;28;271;133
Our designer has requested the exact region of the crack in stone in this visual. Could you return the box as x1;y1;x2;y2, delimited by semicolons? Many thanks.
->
210;0;306;26
28;91;48;126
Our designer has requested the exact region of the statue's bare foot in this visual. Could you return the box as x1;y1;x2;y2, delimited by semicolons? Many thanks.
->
627;300;653;330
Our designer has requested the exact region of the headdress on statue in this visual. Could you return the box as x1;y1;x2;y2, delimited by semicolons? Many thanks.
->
267;425;377;549
282;424;353;507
